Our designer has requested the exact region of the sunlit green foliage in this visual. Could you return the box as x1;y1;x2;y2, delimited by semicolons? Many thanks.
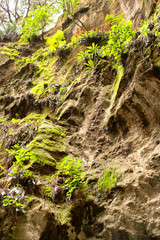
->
138;19;152;37
77;43;99;61
77;14;135;71
102;14;135;67
3;195;25;212
19;5;53;43
46;30;66;51
6;145;34;176
77;43;101;72
105;13;124;25
11;118;20;124
57;156;86;199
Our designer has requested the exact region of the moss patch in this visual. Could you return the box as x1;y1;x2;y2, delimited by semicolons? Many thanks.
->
31;81;49;96
20;112;46;124
0;116;8;124
112;65;124;98
55;205;72;225
26;119;67;174
26;149;56;174
43;185;52;199
153;54;160;67
104;65;124;122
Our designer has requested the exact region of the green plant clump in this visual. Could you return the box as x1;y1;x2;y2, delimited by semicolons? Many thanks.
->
77;42;100;72
3;195;25;213
57;156;86;199
46;30;66;51
77;14;135;71
43;185;52;199
103;14;135;67
20;112;45;124
6;145;35;176
11;118;20;124
98;168;121;192
3;146;36;212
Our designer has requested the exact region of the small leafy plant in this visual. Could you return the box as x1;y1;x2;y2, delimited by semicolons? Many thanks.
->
57;156;86;199
77;43;101;72
3;145;37;213
98;168;121;192
46;30;66;52
85;59;95;72
7;147;29;174
102;14;135;68
138;20;151;37
6;144;35;177
11;118;20;124
3;195;25;213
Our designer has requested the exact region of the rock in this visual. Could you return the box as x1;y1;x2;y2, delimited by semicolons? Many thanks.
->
52;186;64;203
147;22;155;31
25;80;33;90
157;15;160;23
0;1;160;239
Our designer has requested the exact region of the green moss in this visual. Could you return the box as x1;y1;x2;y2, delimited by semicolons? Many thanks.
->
55;205;72;225
26;195;39;205
24;149;56;175
34;138;65;153
98;168;121;192
11;118;20;124
31;81;49;96
26;120;67;172
30;57;57;96
28;130;66;153
104;65;124;122
20;112;45;124
26;148;56;164
153;56;160;67
1;46;20;61
113;65;124;97
7;128;17;135
43;185;52;199
28;138;64;155
144;47;152;56
34;56;56;81
39;121;65;136
0;116;8;124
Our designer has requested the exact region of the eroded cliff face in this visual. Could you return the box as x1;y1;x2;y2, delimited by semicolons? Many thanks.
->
50;0;157;39
0;0;160;240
